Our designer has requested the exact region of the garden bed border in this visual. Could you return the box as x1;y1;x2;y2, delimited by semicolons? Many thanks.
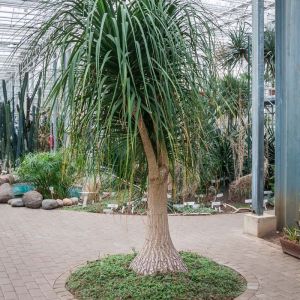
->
53;253;259;300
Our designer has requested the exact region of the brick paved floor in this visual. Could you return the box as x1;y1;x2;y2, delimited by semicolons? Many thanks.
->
0;205;299;300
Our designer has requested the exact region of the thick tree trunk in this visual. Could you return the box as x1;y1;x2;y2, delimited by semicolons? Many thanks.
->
130;116;188;275
130;172;188;275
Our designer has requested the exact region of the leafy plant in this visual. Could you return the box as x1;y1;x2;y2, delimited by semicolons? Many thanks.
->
174;205;216;215
265;124;275;190
17;151;76;199
283;227;300;243
221;24;275;84
221;22;250;71
264;27;275;82
204;74;250;187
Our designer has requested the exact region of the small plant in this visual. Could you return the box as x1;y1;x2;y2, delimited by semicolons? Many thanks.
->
283;226;300;243
280;223;300;258
174;204;216;215
17;151;76;199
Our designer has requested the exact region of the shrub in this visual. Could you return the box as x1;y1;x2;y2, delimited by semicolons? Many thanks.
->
17;152;76;199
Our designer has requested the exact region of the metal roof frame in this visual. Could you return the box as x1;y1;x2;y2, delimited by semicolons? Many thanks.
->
0;0;275;82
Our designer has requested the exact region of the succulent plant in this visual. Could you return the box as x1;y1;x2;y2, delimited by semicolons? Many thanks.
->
0;72;42;169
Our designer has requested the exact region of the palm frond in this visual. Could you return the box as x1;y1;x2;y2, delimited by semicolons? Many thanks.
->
26;0;215;184
221;22;250;70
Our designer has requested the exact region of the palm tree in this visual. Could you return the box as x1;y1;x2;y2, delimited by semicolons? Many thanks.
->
221;22;250;71
28;0;214;275
221;24;275;81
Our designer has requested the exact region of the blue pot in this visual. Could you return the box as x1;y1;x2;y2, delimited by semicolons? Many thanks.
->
13;183;35;197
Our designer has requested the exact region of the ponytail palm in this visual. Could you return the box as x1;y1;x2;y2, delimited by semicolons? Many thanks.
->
30;0;214;275
221;22;250;70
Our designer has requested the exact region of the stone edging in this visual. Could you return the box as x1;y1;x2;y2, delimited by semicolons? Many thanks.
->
212;259;259;300
53;255;259;300
53;264;79;300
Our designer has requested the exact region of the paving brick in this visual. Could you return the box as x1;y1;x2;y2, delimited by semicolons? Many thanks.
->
24;282;38;290
2;291;17;300
28;288;44;297
14;286;28;294
17;294;33;300
0;278;11;285
0;206;300;300
0;285;15;293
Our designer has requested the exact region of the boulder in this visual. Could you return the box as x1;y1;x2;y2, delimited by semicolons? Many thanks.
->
22;191;43;209
42;199;59;210
63;198;73;206
0;174;14;185
70;197;79;205
11;198;25;207
56;199;64;207
0;183;13;203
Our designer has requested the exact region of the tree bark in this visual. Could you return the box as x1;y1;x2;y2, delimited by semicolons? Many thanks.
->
130;116;188;275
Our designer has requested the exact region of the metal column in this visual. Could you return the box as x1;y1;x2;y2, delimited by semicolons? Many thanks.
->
275;0;300;228
63;49;71;147
252;0;265;216
51;56;58;152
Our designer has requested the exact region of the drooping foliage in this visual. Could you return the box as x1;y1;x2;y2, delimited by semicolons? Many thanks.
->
201;74;250;184
27;0;216;187
220;22;250;71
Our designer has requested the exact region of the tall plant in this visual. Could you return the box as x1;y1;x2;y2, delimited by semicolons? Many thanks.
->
264;27;275;82
28;0;214;275
0;72;42;169
221;22;250;71
221;23;275;81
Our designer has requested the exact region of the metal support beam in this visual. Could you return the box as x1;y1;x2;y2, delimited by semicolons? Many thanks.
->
275;0;300;229
247;34;252;173
63;49;71;147
51;56;58;152
252;0;265;216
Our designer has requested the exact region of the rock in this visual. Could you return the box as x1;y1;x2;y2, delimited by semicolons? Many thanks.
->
0;174;14;185
70;197;79;205
11;198;24;207
56;199;64;207
42;199;59;210
0;183;13;203
63;198;73;206
22;191;43;209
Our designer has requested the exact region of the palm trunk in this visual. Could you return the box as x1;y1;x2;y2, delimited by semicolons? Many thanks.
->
130;173;187;275
130;116;187;275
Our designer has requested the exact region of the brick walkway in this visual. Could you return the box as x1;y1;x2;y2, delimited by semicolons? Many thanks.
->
0;206;299;300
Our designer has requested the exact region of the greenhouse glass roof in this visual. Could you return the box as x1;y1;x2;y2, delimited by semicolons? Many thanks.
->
0;0;275;81
0;0;42;79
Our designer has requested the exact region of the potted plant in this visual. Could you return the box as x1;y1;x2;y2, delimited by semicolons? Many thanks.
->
280;225;300;259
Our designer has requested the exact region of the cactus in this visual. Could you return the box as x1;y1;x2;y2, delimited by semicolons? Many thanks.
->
0;72;43;169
